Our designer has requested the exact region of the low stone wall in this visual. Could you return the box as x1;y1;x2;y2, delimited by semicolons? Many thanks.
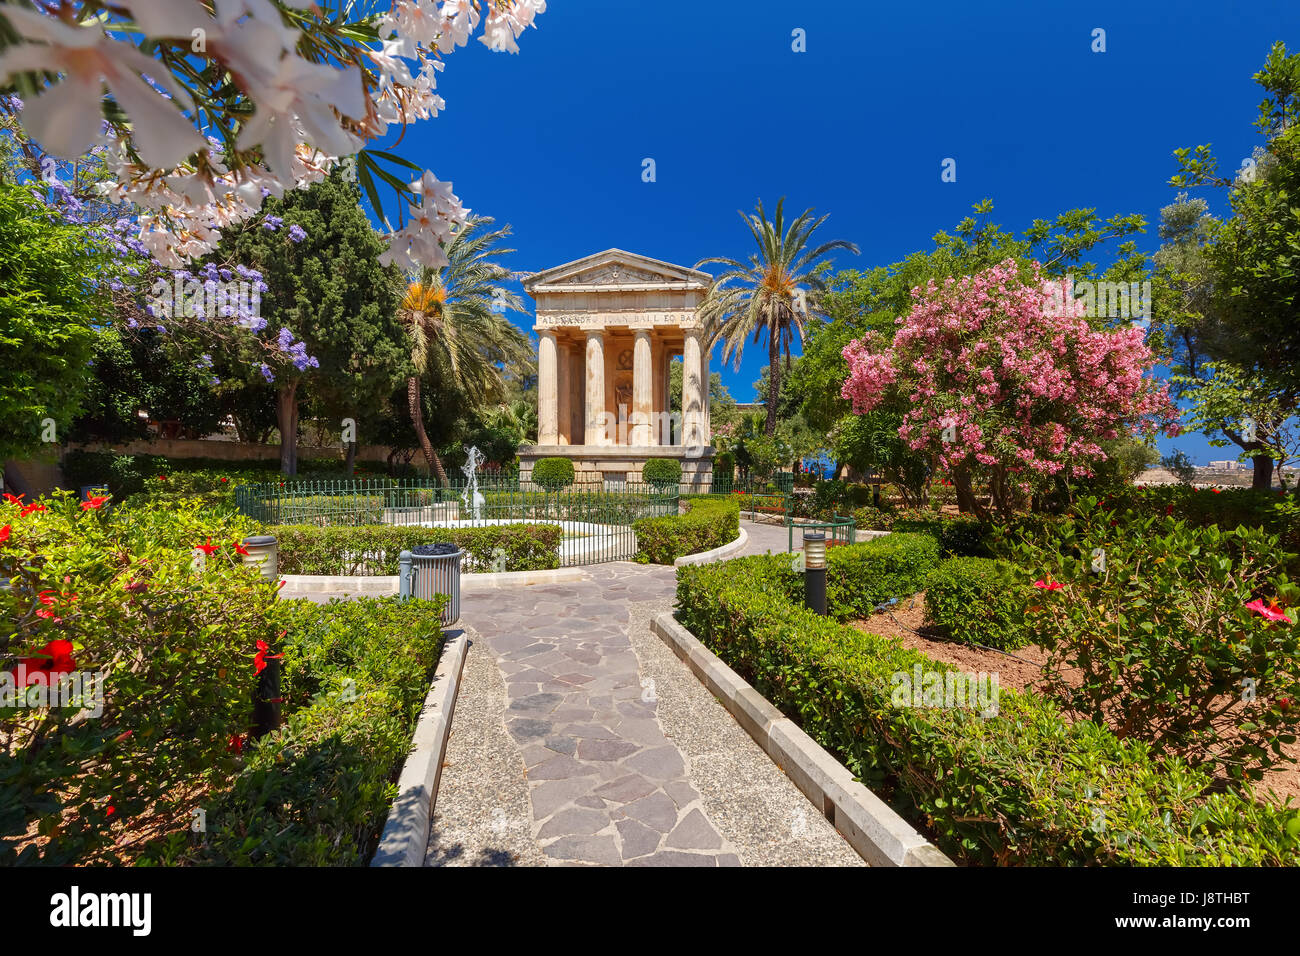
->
518;443;714;491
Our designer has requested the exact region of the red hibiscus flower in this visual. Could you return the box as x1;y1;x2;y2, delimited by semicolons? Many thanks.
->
14;639;77;683
19;502;45;517
253;639;283;675
0;524;9;546
234;542;250;556
227;733;245;754
2;492;23;505
195;538;220;557
1033;579;1064;591
1246;598;1293;624
80;495;109;511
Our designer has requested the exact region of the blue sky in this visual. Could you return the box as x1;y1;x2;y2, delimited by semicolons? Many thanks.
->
375;0;1296;464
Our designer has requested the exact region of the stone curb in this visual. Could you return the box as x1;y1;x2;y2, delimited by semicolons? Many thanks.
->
278;567;588;595
673;527;749;567
371;629;470;867
650;612;954;868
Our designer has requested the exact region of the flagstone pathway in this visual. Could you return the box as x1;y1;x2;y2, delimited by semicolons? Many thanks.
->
424;519;863;867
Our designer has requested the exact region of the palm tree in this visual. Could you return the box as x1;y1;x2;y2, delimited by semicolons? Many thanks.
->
397;216;531;482
696;198;858;436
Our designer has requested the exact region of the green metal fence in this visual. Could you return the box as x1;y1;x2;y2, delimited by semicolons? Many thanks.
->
234;477;679;567
787;514;857;553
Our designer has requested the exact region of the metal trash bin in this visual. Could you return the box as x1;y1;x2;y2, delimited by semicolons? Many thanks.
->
399;544;462;627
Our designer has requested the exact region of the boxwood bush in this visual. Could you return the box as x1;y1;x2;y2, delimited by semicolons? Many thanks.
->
675;551;1300;865
142;595;447;866
824;532;941;620
641;457;682;488
633;497;738;564
531;457;574;490
269;523;563;574
924;556;1030;650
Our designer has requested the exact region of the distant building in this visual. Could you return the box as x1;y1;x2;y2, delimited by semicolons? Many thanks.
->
1208;460;1243;471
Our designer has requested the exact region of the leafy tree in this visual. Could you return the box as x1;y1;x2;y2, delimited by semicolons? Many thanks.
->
696;198;859;436
1169;42;1300;491
0;179;106;464
843;261;1179;521
70;328;225;442
217;172;406;475
396;217;531;482
795;200;1149;504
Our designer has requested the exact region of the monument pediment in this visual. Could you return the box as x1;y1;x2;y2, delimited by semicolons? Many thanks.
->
524;249;712;293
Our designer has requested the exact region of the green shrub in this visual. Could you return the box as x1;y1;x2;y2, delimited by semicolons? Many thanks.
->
269;523;563;574
531;457;575;490
0;492;275;865
925;557;1030;651
634;497;739;564
891;512;990;557
142;596;446;866
641;458;682;488
823;532;940;620
675;553;1300;865
1001;496;1300;781
61;451;401;510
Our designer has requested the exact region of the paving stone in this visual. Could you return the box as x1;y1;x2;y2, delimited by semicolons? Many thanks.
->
537;807;609;839
529;777;597;818
506;718;552;741
627;851;718;867
621;791;678;832
623;744;686;780
577;738;640;762
593;773;658;804
527;753;590;780
542;834;621;866
507;692;564;713
617;818;662;859
665;808;723;850
543;735;577;756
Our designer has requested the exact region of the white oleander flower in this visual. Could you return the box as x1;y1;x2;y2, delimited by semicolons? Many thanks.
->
0;5;207;167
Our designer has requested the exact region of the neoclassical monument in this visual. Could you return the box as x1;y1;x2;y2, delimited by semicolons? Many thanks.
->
518;249;715;490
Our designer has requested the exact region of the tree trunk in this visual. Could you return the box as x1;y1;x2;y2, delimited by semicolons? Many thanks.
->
276;382;298;476
953;466;985;520
407;375;448;484
344;438;357;476
765;330;780;437
1248;446;1275;491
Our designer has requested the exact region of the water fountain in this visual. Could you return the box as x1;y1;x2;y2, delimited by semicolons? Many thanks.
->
461;445;485;521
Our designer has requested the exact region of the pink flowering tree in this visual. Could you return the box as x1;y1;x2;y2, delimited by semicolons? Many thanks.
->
841;260;1180;520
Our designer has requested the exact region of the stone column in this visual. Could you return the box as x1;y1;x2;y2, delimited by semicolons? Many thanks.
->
584;330;606;446
683;330;703;447
556;342;571;444
538;330;558;445
631;329;653;447
699;336;711;445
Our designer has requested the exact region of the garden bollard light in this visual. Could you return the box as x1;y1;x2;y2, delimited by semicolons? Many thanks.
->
398;550;413;600
802;530;827;616
240;534;279;583
241;535;281;737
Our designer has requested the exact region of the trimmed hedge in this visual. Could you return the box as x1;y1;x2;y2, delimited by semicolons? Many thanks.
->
675;549;1300;865
531;457;574;490
633;497;739;564
642;457;682;487
824;532;941;620
143;596;447;866
925;557;1030;650
269;523;563;574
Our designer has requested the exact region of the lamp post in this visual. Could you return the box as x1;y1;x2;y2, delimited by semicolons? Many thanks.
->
242;534;281;738
802;530;827;616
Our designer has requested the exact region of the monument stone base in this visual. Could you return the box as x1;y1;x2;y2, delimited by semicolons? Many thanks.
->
518;445;715;492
